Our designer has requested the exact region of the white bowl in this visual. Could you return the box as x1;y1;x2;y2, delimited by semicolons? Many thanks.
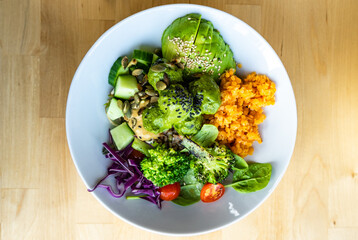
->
66;4;297;236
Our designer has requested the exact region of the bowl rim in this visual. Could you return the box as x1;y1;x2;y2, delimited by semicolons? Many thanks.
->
66;3;297;236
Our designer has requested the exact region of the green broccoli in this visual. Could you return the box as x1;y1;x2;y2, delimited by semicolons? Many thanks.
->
140;144;192;187
180;138;235;184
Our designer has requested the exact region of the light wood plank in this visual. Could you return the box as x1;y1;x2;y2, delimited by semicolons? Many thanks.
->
36;118;77;239
329;228;358;240
115;0;154;22
0;56;40;188
78;0;116;20
1;189;42;240
224;4;262;32
77;19;115;63
39;0;79;118
327;0;358;228
0;0;40;55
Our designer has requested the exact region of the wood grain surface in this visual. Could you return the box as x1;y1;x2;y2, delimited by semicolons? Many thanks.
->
1;0;358;239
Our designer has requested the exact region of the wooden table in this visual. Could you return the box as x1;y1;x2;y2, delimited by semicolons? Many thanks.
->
1;0;357;239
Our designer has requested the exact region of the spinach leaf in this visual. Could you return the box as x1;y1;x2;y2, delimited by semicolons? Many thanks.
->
172;183;203;206
227;163;272;193
232;154;248;170
172;169;203;206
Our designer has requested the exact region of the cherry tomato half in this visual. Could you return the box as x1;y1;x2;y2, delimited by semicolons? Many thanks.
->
200;183;225;203
159;182;181;201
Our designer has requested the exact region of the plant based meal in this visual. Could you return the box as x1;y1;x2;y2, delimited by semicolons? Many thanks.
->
89;13;275;208
208;69;276;157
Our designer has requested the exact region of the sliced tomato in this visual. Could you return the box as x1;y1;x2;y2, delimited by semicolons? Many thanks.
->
200;183;225;203
159;182;181;201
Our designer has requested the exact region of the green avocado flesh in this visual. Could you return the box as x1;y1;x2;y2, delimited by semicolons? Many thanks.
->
162;14;236;80
189;75;221;114
142;75;220;135
161;13;202;62
142;103;171;134
158;84;192;122
148;63;183;91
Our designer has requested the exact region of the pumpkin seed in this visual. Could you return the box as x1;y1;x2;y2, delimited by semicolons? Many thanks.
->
165;62;176;69
145;89;158;97
127;59;137;68
140;99;150;106
163;73;170;85
150;96;159;103
117;99;124;110
141;75;148;86
134;93;140;104
156;81;167;90
176;62;184;70
125;108;132;118
146;84;153;90
137;84;143;91
138;91;146;97
123;100;130;114
131;102;139;110
140;94;149;100
131;118;137;128
121;56;129;68
151;64;166;72
132;69;143;76
136;74;144;83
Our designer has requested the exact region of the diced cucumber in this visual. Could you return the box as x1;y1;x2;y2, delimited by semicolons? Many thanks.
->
106;98;124;122
114;75;139;99
132;138;152;157
133;50;153;65
108;56;129;87
110;122;134;150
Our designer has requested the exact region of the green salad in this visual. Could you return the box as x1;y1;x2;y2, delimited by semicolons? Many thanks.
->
93;14;272;208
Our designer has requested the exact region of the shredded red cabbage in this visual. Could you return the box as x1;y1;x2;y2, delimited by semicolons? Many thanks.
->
88;141;162;208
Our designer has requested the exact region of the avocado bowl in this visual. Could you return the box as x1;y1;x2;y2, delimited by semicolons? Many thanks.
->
66;4;297;236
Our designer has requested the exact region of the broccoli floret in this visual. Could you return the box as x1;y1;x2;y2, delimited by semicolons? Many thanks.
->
181;138;235;184
140;144;192;187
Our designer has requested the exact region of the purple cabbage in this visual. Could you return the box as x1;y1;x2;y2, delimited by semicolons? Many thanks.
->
88;141;162;208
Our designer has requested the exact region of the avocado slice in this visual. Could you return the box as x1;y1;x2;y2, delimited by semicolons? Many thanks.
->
189;75;221;114
174;115;203;136
207;32;236;77
184;19;214;76
142;103;171;134
162;13;201;62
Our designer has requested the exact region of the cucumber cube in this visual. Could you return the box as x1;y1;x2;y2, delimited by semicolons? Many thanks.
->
106;98;124;121
114;75;139;99
110;122;134;150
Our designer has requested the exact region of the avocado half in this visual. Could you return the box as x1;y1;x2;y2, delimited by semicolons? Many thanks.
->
161;13;236;80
